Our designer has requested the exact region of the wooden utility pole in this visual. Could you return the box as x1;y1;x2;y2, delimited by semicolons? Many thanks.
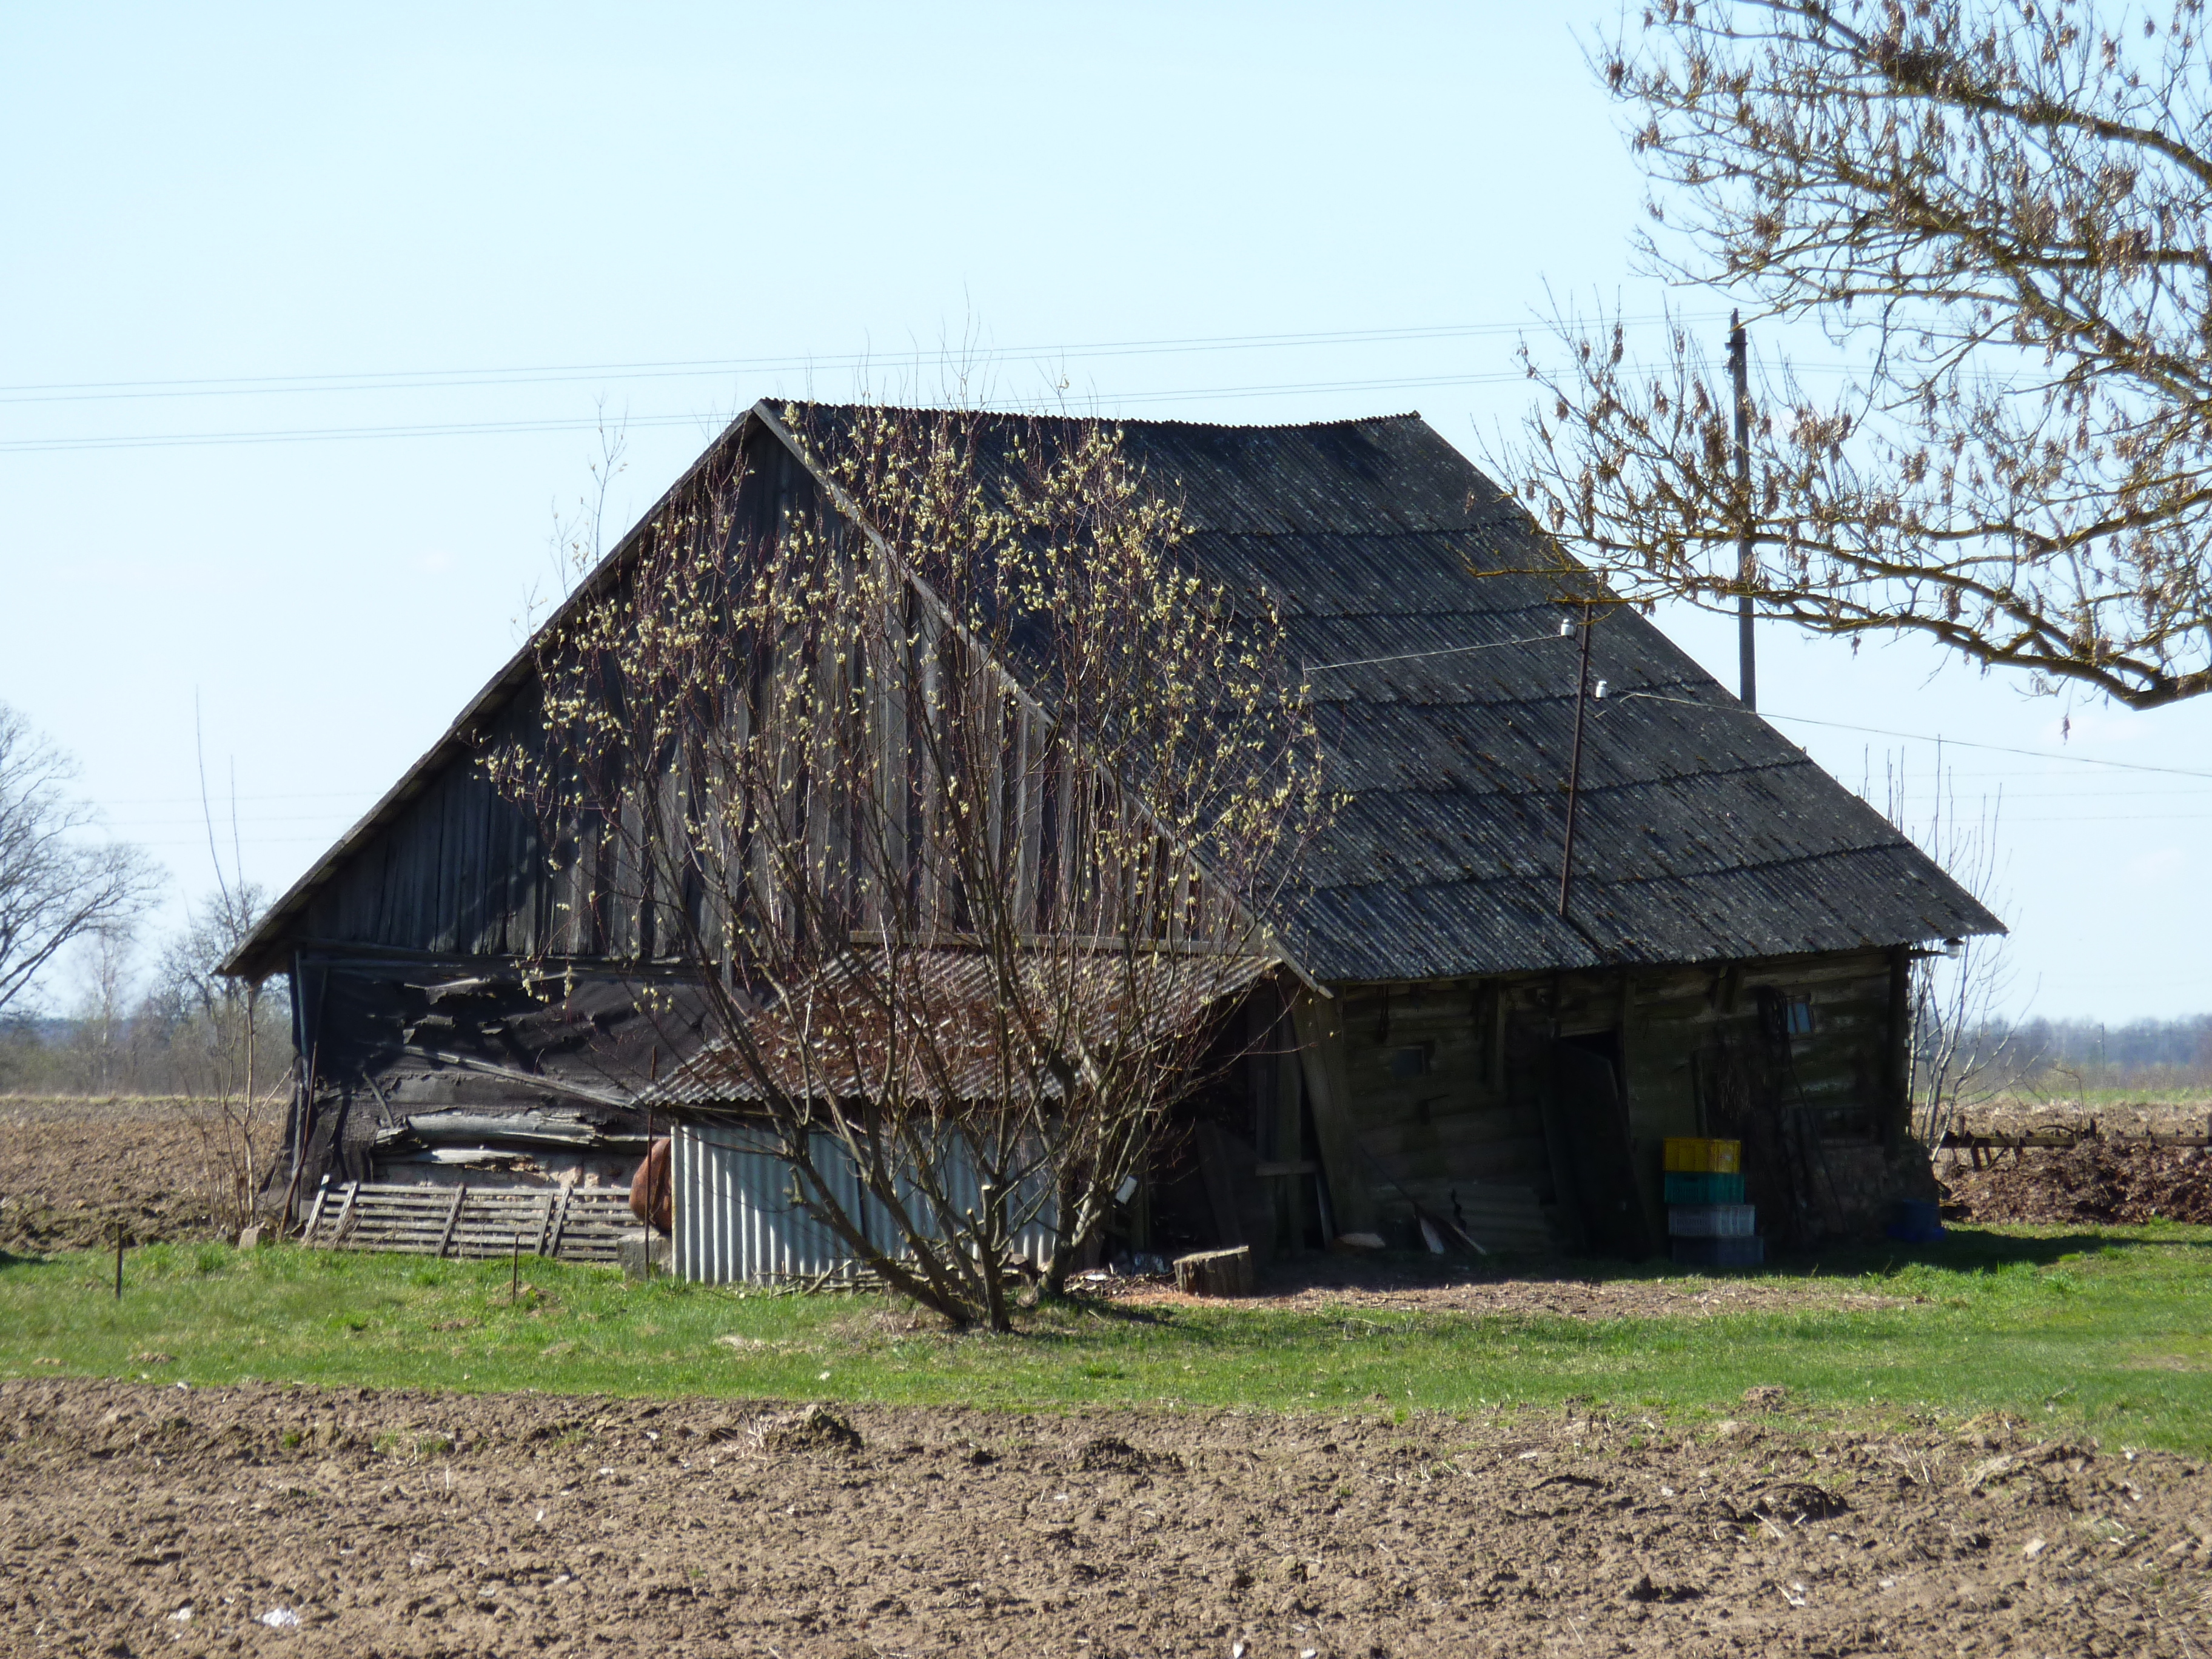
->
1557;603;1596;919
1729;312;1757;711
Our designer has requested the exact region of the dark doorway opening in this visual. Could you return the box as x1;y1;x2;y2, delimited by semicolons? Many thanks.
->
1547;1032;1655;1260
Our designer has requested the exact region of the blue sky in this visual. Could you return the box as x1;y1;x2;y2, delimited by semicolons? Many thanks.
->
3;2;2205;1021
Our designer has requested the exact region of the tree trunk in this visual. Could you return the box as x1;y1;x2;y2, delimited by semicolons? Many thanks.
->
1173;1245;1253;1298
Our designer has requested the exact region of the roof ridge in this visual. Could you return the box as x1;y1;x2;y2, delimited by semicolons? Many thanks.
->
769;397;1429;434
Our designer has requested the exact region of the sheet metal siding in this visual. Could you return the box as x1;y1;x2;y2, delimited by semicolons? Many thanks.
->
672;1122;872;1283
672;1121;1054;1285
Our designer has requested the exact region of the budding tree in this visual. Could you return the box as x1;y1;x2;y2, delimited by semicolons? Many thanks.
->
491;406;1328;1330
1513;0;2212;707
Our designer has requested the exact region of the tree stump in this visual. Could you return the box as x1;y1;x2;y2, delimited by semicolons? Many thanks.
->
1173;1245;1253;1298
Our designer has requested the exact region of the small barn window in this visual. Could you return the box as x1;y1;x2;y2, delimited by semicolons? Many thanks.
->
1386;1044;1432;1081
1757;987;1817;1042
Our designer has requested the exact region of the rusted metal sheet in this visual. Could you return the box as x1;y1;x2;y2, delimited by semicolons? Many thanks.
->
645;947;1270;1108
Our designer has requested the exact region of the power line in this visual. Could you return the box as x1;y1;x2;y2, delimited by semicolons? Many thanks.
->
1601;690;2212;779
1764;711;2212;780
0;315;1732;405
1301;628;1571;674
96;790;380;806
0;369;1558;455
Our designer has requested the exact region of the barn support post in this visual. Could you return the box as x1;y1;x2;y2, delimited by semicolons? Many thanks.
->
1288;992;1376;1236
1884;943;1912;1147
285;951;307;1187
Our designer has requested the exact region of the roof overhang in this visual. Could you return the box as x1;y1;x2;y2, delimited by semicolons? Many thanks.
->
221;404;773;981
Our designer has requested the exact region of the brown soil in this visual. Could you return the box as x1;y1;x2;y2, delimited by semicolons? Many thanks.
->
1960;1099;2211;1139
3;1377;2204;1658
0;1097;232;1255
1942;1141;2212;1227
1097;1255;1915;1319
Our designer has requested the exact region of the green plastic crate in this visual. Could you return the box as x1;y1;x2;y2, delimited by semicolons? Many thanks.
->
1663;1171;1746;1204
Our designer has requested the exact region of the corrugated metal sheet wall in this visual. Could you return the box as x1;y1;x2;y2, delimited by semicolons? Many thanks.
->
671;1121;1056;1284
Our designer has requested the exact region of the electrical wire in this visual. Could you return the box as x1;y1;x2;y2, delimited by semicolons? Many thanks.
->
1601;690;2212;780
1300;628;1572;674
0;369;1553;454
0;315;1731;404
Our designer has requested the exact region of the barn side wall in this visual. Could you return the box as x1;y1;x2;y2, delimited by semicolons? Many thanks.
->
1319;946;1926;1253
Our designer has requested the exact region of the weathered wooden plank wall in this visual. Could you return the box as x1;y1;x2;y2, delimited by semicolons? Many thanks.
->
295;420;1242;977
1320;946;1909;1249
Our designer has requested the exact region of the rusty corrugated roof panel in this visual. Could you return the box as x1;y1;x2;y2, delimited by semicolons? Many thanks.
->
643;948;1273;1110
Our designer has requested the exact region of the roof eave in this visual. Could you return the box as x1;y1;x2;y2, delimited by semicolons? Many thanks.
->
219;406;765;982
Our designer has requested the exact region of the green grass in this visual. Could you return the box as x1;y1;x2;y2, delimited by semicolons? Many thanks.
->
1985;1084;2212;1110
4;1223;2210;1452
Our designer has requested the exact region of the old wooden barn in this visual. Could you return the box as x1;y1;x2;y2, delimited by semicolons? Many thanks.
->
224;400;1999;1269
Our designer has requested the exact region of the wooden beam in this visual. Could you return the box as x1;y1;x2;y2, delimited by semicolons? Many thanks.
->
1289;992;1377;1234
533;1190;558;1257
435;1185;468;1259
329;1179;361;1246
1192;1121;1247;1250
1884;943;1911;1148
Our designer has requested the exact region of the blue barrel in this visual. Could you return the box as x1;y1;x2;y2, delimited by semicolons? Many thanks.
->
1885;1199;1946;1243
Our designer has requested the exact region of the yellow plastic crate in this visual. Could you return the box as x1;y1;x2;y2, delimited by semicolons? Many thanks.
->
1663;1137;1741;1174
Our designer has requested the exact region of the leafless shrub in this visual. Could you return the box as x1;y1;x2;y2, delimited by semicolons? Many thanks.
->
1878;752;2029;1145
184;1074;287;1238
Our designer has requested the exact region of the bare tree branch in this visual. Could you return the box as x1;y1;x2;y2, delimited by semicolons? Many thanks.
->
1506;0;2212;706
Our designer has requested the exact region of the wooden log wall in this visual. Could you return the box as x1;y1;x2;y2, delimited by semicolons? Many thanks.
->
1320;946;1911;1250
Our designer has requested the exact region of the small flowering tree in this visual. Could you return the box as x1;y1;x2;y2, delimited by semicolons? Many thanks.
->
492;406;1329;1330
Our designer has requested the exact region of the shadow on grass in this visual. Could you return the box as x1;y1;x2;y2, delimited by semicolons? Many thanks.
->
1208;1223;2212;1301
1756;1225;2212;1276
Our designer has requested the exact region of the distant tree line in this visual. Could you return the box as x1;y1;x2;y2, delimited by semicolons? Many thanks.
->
1932;1013;2212;1097
0;698;287;1102
0;883;290;1098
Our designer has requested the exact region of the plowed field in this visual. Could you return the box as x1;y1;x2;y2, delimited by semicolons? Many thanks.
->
4;1376;2205;1657
0;1098;231;1254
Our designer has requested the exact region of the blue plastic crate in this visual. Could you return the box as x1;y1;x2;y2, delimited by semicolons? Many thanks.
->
1667;1202;1757;1238
1672;1235;1765;1269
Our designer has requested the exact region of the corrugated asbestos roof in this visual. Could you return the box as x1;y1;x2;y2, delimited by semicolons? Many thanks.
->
227;399;1999;986
788;404;2001;982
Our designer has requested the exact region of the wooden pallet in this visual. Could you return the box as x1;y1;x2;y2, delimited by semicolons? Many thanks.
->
298;1180;636;1263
